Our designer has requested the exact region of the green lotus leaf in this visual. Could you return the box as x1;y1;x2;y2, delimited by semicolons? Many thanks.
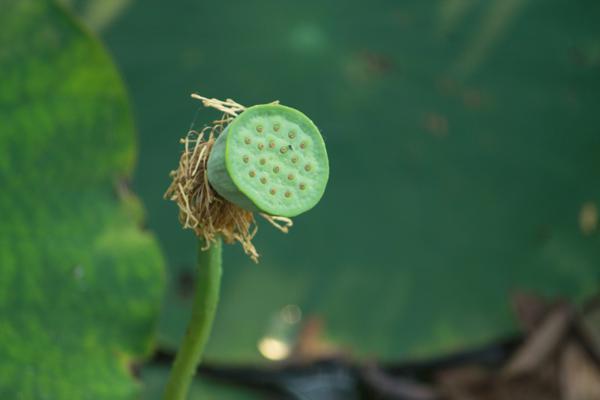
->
0;1;165;398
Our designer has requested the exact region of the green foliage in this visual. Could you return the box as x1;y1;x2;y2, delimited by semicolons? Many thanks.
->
0;1;165;398
97;0;600;361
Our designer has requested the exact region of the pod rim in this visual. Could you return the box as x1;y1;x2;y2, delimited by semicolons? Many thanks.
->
224;104;329;217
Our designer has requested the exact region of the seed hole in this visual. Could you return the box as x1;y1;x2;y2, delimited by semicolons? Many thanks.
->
256;125;263;133
288;131;296;139
270;188;277;195
257;143;264;150
259;158;266;165
260;177;267;184
300;142;307;149
243;155;249;163
273;123;280;132
280;146;288;154
285;191;292;198
244;137;251;144
273;166;280;173
291;156;298;164
249;171;256;177
269;141;276;149
304;164;312;172
287;174;295;180
299;183;306;190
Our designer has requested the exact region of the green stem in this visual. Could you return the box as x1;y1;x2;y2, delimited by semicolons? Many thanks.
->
163;238;222;400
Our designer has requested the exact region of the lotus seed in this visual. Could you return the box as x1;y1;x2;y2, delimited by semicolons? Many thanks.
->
287;174;294;180
243;155;249;163
288;131;296;139
299;183;306;190
257;143;264;150
256;125;263;133
273;166;280;173
269;141;276;149
291;156;298;163
300;142;306;149
280;146;288;154
249;171;256;177
270;188;276;195
304;164;312;171
259;158;266;165
260;177;267;184
244;137;251;144
273;123;280;132
285;191;292;198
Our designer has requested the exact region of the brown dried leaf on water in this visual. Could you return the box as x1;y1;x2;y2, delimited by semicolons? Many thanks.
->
290;317;344;362
497;373;560;400
560;341;600;400
511;291;555;332
503;304;574;377
436;362;560;400
385;295;600;400
363;363;438;400
436;365;492;400
580;297;600;360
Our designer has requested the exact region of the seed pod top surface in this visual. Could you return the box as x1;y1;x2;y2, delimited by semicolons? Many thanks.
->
207;104;329;217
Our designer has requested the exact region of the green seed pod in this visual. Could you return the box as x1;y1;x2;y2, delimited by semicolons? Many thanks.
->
207;104;329;217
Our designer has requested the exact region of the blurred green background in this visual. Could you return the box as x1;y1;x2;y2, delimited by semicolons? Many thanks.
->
65;0;600;360
3;0;600;398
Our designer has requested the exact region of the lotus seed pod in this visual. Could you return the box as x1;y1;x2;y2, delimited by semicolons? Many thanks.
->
207;104;329;217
